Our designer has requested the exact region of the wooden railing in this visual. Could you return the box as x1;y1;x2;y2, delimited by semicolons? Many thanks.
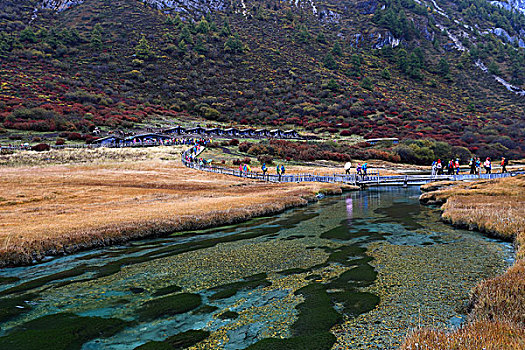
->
181;147;524;186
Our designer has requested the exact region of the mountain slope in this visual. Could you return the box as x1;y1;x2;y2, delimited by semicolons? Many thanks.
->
0;0;524;159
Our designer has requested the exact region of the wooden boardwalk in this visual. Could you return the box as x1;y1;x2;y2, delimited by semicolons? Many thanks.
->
182;148;523;187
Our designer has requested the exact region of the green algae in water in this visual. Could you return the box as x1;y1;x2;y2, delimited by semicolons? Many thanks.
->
218;310;239;319
0;266;88;296
209;274;271;301
134;330;210;350
0;293;37;323
373;202;424;230
326;245;367;266
192;305;219;315
0;276;19;285
247;283;340;350
137;293;201;321
292;283;342;336
245;332;336;350
152;284;182;297
277;268;309;276
0;313;128;350
330;291;380;316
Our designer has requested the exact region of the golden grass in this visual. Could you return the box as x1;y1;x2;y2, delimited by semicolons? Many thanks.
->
403;320;525;350
0;147;341;266
402;175;525;349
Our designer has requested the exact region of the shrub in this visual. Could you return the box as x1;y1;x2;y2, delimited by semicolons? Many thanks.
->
229;139;239;146
242;157;251;164
55;138;66;145
257;154;274;165
238;142;252;152
67;132;83;141
31;143;50;152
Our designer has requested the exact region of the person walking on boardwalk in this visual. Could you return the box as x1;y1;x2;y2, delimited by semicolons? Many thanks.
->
276;165;281;182
362;162;368;176
475;157;481;175
501;157;508;173
261;163;267;178
344;161;352;175
469;158;476;174
455;158;460;175
280;165;286;178
484;157;492;174
436;159;443;175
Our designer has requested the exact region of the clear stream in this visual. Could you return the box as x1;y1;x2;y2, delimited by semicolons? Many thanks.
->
0;187;514;350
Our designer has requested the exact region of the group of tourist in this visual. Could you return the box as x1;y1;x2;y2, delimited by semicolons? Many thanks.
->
182;139;212;165
431;157;509;175
343;162;368;176
129;137;211;147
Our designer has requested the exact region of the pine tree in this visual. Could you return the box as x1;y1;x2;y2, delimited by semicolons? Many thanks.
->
90;24;103;49
381;68;391;80
360;77;373;90
196;17;210;34
224;34;244;53
20;27;37;43
220;21;231;37
437;58;450;76
179;25;194;45
316;32;326;43
323;53;337;70
332;41;343;56
135;35;153;60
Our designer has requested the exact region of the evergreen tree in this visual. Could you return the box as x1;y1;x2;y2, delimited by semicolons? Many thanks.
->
316;32;326;43
194;36;208;54
332;41;343;56
488;60;500;75
326;78;339;91
196;17;210;34
360;77;373;90
220;21;231;37
381;68;391;80
135;35;153;60
0;32;11;58
20;27;37;43
323;53;337;70
179;25;194;45
90;24;103;49
346;54;362;77
437;58;450;76
295;25;310;44
224;34;244;53
178;39;187;54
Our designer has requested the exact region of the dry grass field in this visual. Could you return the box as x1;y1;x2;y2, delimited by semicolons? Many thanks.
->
403;176;525;350
0;147;341;267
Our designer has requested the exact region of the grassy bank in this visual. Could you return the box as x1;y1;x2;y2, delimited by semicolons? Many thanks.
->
403;176;525;349
0;147;342;267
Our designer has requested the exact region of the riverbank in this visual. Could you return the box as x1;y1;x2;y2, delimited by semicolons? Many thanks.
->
402;175;525;349
0;147;344;267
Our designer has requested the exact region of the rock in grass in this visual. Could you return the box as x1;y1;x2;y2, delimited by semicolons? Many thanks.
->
134;330;210;350
0;313;127;350
137;293;201;321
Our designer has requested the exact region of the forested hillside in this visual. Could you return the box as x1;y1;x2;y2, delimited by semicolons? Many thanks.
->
0;0;524;159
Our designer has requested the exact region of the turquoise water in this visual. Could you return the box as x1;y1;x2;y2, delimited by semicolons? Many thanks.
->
0;187;514;349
